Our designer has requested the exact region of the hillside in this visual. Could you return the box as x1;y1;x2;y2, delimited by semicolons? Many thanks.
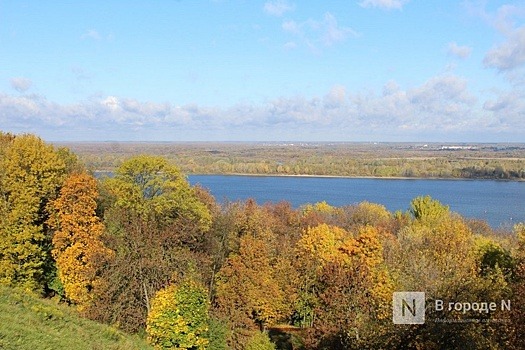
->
0;286;152;350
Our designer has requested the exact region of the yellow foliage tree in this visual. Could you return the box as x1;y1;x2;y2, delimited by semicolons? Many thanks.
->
146;279;209;350
294;224;393;347
50;173;113;311
0;134;66;292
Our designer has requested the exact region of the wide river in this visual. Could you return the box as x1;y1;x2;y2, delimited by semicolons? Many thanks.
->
188;175;525;229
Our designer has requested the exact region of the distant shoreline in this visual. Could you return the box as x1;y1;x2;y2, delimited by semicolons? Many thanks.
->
94;170;524;182
93;170;525;182
188;173;525;182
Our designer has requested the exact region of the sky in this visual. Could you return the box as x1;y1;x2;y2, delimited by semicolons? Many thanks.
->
1;0;525;142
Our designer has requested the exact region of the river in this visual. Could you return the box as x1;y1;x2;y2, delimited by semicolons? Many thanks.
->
188;175;525;228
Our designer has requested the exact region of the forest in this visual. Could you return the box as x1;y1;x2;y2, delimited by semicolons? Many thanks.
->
63;141;525;180
1;131;525;350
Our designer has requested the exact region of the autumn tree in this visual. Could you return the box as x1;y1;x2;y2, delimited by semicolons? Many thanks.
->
391;197;512;349
300;201;342;228
508;223;525;349
49;172;113;312
90;155;213;332
294;224;393;349
215;231;287;349
146;278;210;350
0;134;67;292
245;331;276;350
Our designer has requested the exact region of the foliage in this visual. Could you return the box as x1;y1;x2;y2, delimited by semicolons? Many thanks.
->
0;134;67;292
49;172;114;312
215;231;287;348
206;316;230;350
295;224;393;349
3;132;525;349
245;331;276;350
106;154;211;229
69;141;525;180
409;195;450;223
508;223;525;349
89;155;213;332
392;206;515;349
146;279;209;350
474;235;514;278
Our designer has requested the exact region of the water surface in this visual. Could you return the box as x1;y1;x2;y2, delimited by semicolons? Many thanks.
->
189;175;525;228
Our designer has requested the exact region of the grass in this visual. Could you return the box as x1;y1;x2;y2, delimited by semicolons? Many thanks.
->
0;286;152;350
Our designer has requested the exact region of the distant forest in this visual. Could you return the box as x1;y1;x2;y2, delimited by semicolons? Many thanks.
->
62;141;525;180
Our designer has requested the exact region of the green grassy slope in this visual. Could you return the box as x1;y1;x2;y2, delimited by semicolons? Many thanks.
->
0;286;152;350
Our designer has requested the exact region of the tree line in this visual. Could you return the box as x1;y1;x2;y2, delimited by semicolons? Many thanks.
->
66;141;525;180
2;131;525;349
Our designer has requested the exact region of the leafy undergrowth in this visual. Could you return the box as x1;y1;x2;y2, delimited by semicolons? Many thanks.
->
0;286;152;350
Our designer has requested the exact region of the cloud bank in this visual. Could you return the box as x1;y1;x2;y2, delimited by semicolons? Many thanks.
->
1;75;522;141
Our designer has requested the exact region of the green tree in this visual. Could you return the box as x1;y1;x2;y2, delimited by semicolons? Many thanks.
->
90;155;213;332
409;195;450;223
105;155;211;229
147;278;210;350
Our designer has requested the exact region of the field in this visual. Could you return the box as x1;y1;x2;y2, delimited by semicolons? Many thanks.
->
59;142;525;180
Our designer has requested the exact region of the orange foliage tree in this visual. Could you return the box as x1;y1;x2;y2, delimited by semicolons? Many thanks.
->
49;173;113;312
215;231;288;349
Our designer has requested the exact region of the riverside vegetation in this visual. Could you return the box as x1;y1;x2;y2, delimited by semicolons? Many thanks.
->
62;141;525;180
2;131;525;349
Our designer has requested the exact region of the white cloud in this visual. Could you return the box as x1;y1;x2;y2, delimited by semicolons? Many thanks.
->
447;42;472;59
10;77;32;93
484;26;525;71
359;0;409;10
322;13;358;46
281;12;358;51
264;0;294;17
347;76;478;132
408;75;476;107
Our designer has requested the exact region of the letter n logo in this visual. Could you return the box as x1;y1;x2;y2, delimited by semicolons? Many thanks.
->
393;292;425;324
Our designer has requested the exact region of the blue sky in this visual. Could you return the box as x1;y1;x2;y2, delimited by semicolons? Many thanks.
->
1;0;524;142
